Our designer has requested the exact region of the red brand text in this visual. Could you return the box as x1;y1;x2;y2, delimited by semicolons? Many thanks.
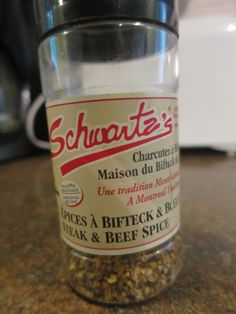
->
49;101;173;176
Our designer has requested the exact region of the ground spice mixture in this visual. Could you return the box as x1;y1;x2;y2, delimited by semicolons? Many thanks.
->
66;233;181;304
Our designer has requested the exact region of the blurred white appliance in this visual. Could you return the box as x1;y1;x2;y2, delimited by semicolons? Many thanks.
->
179;0;236;154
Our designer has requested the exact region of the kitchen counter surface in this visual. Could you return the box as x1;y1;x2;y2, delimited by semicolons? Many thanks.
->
0;152;236;314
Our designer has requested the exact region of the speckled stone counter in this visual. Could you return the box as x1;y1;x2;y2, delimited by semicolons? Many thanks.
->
0;152;236;314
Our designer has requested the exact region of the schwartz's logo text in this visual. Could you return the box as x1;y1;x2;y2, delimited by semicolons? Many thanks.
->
49;101;173;176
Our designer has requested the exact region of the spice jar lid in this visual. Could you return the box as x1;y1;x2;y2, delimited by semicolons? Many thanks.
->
34;0;179;40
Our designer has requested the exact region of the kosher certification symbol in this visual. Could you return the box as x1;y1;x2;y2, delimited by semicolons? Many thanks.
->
60;181;84;207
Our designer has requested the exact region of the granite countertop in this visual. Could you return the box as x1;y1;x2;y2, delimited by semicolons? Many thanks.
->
0;152;236;314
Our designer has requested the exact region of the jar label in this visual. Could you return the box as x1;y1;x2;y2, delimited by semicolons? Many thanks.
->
47;94;180;255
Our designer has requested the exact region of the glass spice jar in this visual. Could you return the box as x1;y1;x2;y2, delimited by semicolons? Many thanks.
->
34;0;181;305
